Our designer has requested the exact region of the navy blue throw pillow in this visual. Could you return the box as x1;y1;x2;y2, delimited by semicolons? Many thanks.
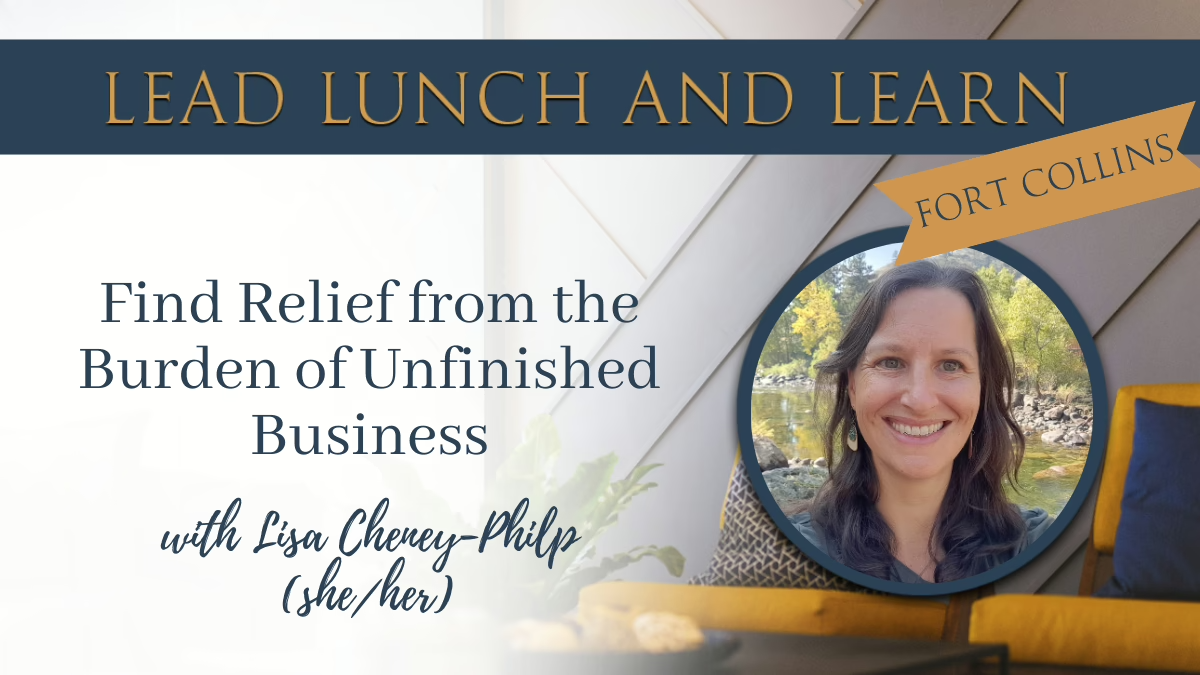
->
1097;399;1200;601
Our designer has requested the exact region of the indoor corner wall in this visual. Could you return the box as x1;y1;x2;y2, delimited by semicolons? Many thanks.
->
588;0;1200;594
590;0;1028;586
572;155;888;580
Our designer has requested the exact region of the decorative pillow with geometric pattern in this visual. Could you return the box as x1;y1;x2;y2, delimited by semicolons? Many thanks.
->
689;456;868;592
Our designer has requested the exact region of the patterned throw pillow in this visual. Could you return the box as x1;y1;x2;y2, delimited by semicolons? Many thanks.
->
689;456;867;592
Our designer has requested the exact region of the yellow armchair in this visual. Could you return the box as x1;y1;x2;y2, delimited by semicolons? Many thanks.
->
969;384;1200;672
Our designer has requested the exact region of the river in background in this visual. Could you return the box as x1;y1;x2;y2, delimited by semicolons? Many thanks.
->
752;388;1086;517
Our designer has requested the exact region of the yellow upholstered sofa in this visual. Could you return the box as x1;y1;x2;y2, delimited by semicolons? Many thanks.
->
579;454;954;642
969;384;1200;673
579;581;948;641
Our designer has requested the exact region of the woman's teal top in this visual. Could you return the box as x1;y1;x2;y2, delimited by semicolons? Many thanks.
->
789;507;1053;584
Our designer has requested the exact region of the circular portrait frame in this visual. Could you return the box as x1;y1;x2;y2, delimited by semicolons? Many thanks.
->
737;227;1109;596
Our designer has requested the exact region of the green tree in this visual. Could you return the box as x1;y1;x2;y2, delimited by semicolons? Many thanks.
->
977;265;1016;333
1004;278;1080;396
760;297;804;367
809;334;840;378
818;263;842;294
837;253;874;323
792;279;842;354
978;265;1016;303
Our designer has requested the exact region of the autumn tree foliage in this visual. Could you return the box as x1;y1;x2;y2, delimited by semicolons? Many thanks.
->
759;249;1088;400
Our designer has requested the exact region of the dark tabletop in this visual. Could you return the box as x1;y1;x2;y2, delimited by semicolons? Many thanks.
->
716;632;1007;675
503;631;1189;675
716;632;1191;675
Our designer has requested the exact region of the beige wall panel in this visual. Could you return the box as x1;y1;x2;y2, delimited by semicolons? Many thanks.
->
691;0;857;39
595;332;749;580
847;0;1018;39
551;155;889;477
1097;223;1200;408
994;0;1200;39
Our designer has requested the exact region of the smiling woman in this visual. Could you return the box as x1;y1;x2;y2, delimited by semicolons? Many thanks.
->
783;261;1053;584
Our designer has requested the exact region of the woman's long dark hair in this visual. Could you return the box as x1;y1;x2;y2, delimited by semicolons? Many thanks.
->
810;260;1026;583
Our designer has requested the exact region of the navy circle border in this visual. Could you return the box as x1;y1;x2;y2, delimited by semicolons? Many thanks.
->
736;227;1110;597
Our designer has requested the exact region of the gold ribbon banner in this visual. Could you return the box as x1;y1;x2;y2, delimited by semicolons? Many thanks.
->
877;102;1200;265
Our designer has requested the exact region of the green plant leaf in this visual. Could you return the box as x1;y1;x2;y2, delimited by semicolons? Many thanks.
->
368;459;469;531
614;481;657;508
623;463;663;487
645;545;686;577
478;416;683;617
546;544;688;613
548;453;618;527
581;463;662;544
492;414;561;508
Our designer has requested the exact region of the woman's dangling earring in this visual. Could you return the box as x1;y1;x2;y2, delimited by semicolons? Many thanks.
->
968;431;975;460
847;419;859;452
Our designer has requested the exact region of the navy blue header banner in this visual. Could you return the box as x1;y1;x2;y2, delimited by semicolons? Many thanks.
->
1;40;1193;154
